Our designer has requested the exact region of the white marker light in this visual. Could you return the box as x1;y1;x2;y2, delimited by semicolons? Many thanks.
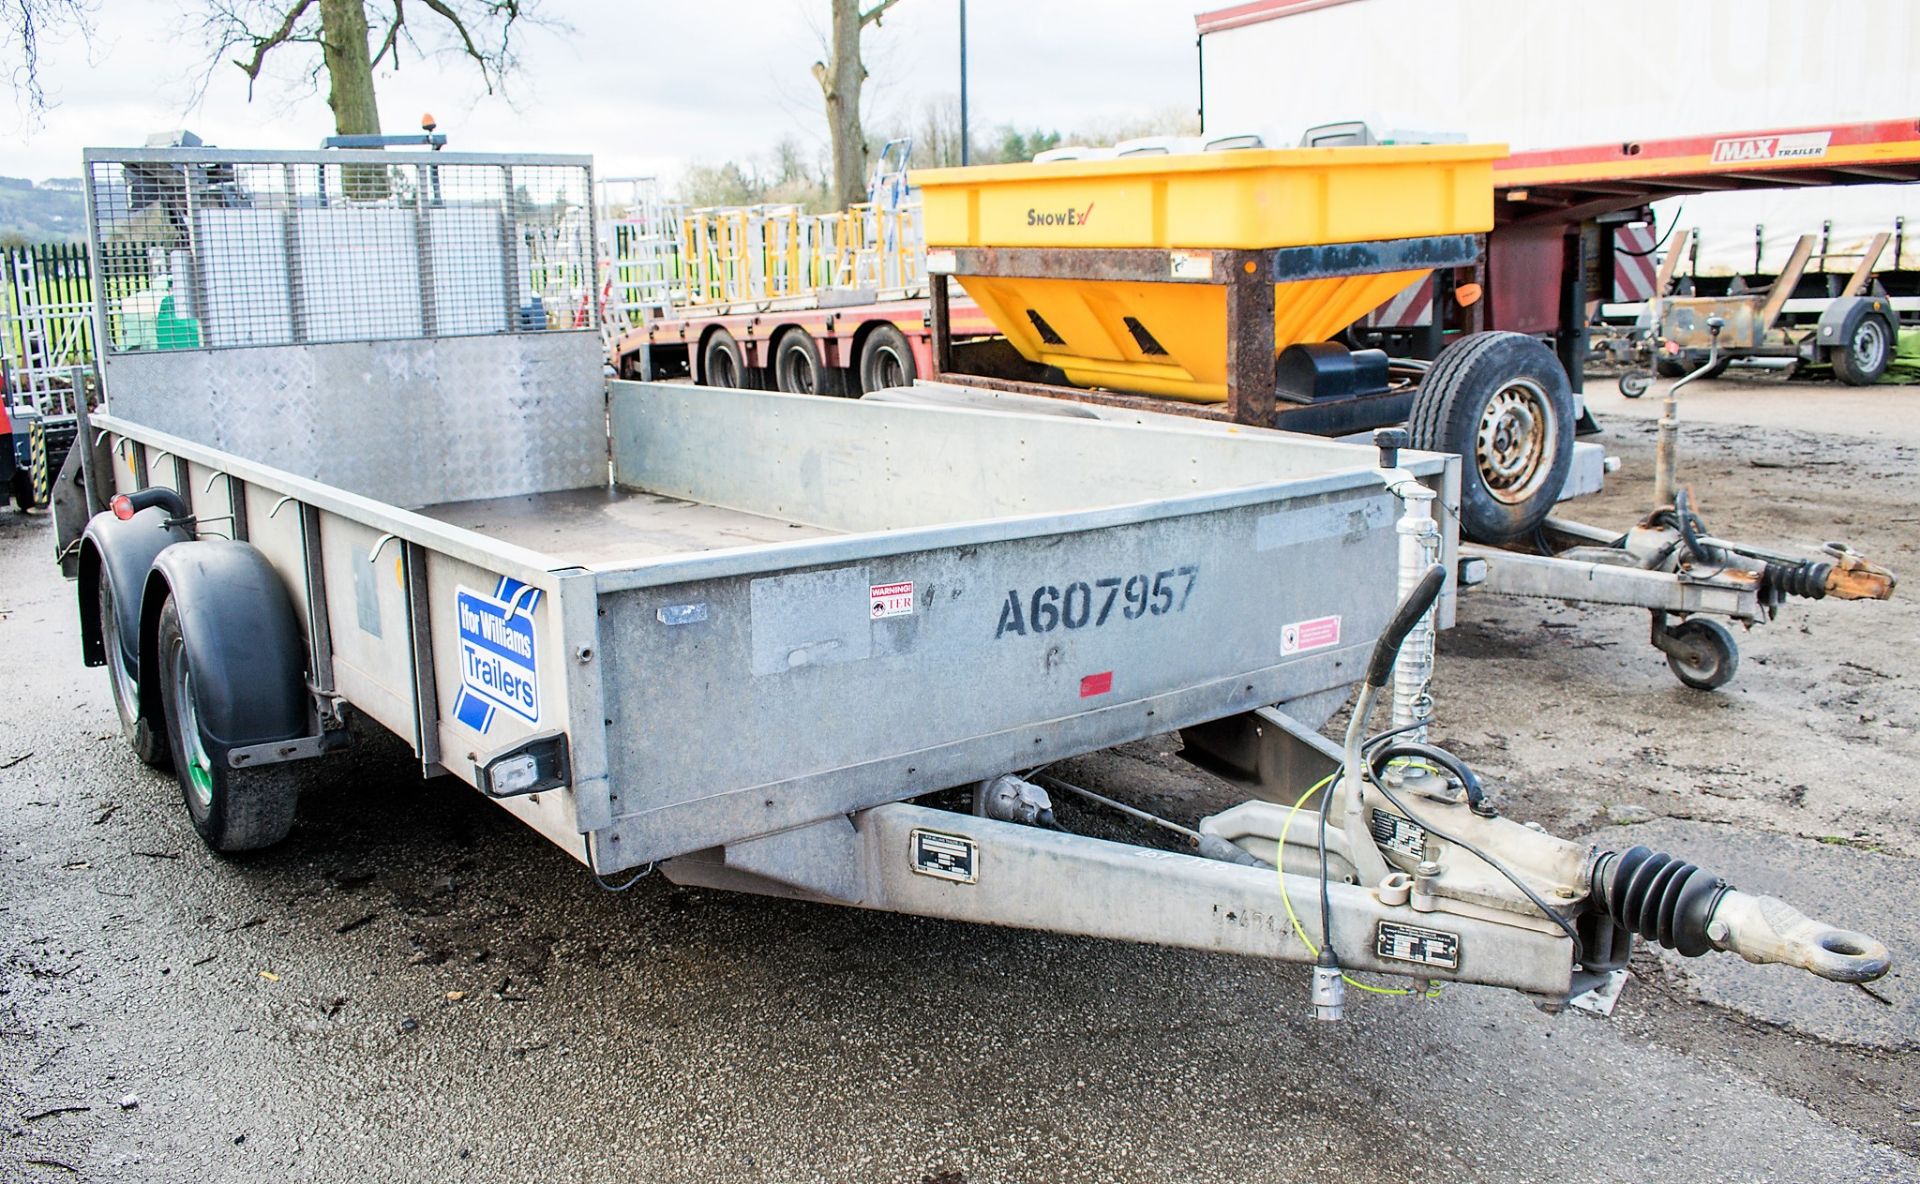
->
490;752;541;796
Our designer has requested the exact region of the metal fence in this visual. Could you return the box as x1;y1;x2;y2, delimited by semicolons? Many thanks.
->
83;148;598;355
2;243;94;417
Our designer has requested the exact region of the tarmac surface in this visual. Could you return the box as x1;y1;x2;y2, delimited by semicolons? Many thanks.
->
2;373;1916;1182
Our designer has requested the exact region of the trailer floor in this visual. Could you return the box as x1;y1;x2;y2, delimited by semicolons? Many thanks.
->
1;375;1916;1183
419;486;838;568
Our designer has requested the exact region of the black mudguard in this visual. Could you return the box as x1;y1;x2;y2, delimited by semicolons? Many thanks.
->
1814;294;1894;350
142;540;310;760
77;508;190;672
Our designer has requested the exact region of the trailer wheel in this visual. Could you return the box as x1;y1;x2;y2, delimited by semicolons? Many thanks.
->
1663;617;1739;691
95;571;170;768
773;329;825;395
1831;314;1893;386
702;329;747;388
9;472;29;513
1409;331;1574;545
154;598;301;852
1618;370;1652;399
858;323;917;393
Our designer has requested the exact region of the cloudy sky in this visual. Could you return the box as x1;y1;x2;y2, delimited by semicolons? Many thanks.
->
4;0;1206;182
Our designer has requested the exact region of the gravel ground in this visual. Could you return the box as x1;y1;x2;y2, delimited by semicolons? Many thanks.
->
1;376;1915;1182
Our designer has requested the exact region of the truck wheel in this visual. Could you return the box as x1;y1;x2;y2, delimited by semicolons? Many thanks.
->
155;598;301;852
96;573;170;768
702;329;747;388
1831;314;1893;386
773;329;824;395
859;324;918;393
1409;331;1575;545
9;472;29;513
1664;617;1739;691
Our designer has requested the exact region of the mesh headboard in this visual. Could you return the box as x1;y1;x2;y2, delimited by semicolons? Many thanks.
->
85;147;605;507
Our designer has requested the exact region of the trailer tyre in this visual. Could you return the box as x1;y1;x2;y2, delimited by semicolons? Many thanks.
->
702;329;747;388
858;323;917;393
155;598;302;853
1664;617;1739;692
1831;313;1893;386
773;329;825;395
95;571;170;768
1409;331;1575;545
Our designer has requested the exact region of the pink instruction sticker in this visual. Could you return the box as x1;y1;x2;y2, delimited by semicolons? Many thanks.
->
1281;615;1341;656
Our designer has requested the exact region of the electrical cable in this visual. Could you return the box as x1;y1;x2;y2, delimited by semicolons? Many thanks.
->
1368;742;1486;810
1614;203;1687;258
1365;773;1586;963
595;863;655;892
1360;718;1430;754
1276;773;1441;999
583;835;655;892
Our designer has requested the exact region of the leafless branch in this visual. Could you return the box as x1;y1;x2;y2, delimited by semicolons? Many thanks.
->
420;0;497;90
232;0;314;94
370;0;403;69
859;0;903;28
3;0;95;119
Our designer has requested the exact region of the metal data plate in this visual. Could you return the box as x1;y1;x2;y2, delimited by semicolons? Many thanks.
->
1376;920;1461;970
911;829;979;883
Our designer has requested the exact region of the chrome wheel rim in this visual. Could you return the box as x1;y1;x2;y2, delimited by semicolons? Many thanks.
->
168;640;214;808
1476;378;1557;505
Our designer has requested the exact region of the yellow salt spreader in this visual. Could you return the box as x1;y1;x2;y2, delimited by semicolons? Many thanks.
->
903;143;1894;691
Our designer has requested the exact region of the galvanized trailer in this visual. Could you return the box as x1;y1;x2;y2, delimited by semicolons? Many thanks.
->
53;147;1888;1020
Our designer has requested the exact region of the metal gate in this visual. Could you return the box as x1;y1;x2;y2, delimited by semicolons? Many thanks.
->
2;243;93;417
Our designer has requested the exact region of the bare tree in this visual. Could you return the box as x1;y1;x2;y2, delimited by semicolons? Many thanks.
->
811;0;902;211
196;0;546;138
3;0;94;118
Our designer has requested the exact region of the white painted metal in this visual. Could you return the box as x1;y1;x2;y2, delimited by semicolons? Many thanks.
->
1200;0;1920;273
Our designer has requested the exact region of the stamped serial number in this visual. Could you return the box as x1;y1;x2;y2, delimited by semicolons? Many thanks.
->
995;565;1199;639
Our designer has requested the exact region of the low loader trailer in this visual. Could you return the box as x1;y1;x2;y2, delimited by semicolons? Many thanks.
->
48;147;1886;1023
907;144;1895;690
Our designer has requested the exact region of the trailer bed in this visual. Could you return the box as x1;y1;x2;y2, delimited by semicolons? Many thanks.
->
419;487;839;568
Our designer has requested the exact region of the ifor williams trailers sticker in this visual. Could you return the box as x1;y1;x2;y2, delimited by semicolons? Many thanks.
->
453;577;543;733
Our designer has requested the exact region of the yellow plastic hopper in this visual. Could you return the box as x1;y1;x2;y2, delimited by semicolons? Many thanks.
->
915;145;1503;402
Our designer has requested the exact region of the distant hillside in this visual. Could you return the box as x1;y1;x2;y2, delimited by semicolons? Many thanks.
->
0;178;86;244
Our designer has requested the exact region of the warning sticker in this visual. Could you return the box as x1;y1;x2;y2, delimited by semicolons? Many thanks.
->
1376;921;1460;970
910;829;978;883
870;581;914;619
1281;614;1341;655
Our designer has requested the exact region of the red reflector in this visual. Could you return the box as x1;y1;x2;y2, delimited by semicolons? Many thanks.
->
1079;671;1114;698
111;494;135;520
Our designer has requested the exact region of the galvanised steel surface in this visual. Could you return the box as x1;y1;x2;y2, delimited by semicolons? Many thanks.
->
584;382;1443;869
83;146;603;509
92;383;1444;875
98;334;608;508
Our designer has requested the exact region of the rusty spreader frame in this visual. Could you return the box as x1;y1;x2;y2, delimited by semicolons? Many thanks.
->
927;234;1478;438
